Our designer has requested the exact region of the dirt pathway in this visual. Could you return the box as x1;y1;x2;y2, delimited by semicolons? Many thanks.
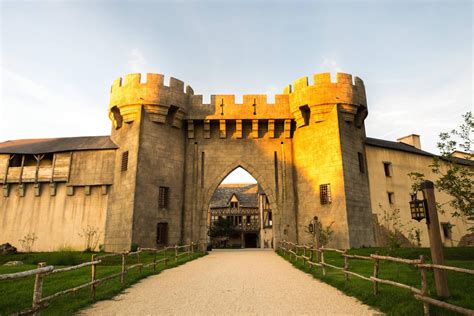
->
80;250;377;315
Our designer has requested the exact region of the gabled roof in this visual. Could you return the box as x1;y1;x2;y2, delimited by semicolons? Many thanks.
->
210;183;260;208
0;136;118;154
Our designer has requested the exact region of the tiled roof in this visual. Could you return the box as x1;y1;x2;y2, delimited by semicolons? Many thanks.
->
366;137;433;157
366;137;473;166
209;183;260;208
0;136;118;154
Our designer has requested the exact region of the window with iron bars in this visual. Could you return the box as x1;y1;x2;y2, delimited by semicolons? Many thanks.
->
320;184;332;205
121;151;129;172
158;186;169;209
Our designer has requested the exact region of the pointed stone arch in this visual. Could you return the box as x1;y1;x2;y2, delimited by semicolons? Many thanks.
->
199;159;280;242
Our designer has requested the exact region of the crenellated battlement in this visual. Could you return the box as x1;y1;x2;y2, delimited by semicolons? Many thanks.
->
285;72;367;126
108;71;368;129
110;73;189;95
109;73;194;128
187;93;291;120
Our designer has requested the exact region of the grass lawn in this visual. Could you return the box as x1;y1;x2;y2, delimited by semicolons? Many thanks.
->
0;250;206;315
278;247;474;315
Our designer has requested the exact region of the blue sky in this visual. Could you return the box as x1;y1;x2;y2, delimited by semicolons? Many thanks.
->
1;0;472;164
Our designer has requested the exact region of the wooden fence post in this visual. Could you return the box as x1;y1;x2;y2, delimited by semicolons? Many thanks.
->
91;254;97;301
343;249;349;281
121;253;126;286
153;249;157;272
175;245;178;263
303;245;307;269
419;255;429;315
321;246;326;276
309;245;314;272
137;251;142;273
373;252;379;295
32;262;46;315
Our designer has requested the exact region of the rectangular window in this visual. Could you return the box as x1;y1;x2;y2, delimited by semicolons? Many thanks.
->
121;151;129;172
230;201;238;208
156;222;168;245
358;152;365;173
383;162;392;177
158;186;169;209
320;184;332;205
387;192;395;204
441;223;452;239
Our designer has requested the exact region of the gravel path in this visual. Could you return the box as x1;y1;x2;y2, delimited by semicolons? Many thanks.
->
80;250;377;315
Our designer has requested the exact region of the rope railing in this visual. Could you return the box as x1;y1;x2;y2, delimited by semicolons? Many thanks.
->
278;240;474;316
1;241;206;315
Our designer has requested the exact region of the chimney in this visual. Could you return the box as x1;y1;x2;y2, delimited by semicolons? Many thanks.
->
397;134;421;149
451;151;472;160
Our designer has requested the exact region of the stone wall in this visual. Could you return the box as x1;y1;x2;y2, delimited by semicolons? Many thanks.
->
104;113;142;252
365;145;471;247
131;109;186;248
0;182;108;251
292;106;350;248
183;119;297;246
338;109;375;247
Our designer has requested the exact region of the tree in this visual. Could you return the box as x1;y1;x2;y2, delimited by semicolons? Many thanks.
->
409;111;473;231
209;217;237;248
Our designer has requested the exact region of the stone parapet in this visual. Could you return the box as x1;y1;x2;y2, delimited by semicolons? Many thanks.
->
108;72;368;128
286;72;367;127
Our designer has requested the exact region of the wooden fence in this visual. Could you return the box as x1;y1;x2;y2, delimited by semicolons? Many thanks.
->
279;240;474;316
0;242;205;315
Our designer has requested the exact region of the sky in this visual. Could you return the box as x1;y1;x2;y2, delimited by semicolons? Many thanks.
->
0;0;472;183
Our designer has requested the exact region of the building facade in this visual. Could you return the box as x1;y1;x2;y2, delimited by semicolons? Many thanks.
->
0;72;471;252
209;183;273;249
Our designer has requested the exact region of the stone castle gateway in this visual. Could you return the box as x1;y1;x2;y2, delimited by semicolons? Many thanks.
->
1;72;470;252
105;72;373;252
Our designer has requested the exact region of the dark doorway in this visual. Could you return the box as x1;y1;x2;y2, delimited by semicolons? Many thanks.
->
244;233;258;248
157;222;168;246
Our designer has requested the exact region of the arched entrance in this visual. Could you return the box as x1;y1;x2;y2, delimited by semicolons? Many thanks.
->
199;162;279;249
207;167;274;249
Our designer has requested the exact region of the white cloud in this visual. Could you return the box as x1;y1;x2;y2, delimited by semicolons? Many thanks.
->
0;69;109;142
320;57;342;73
128;49;147;73
366;75;471;153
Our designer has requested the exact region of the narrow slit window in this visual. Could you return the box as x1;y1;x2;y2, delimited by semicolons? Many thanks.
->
300;105;311;126
358;152;365;173
387;192;394;204
383;162;392;177
320;184;332;205
158;186;169;209
441;223;452;239
121;151;129;172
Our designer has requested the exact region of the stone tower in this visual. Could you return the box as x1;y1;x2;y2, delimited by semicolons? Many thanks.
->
105;74;191;251
288;73;374;247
